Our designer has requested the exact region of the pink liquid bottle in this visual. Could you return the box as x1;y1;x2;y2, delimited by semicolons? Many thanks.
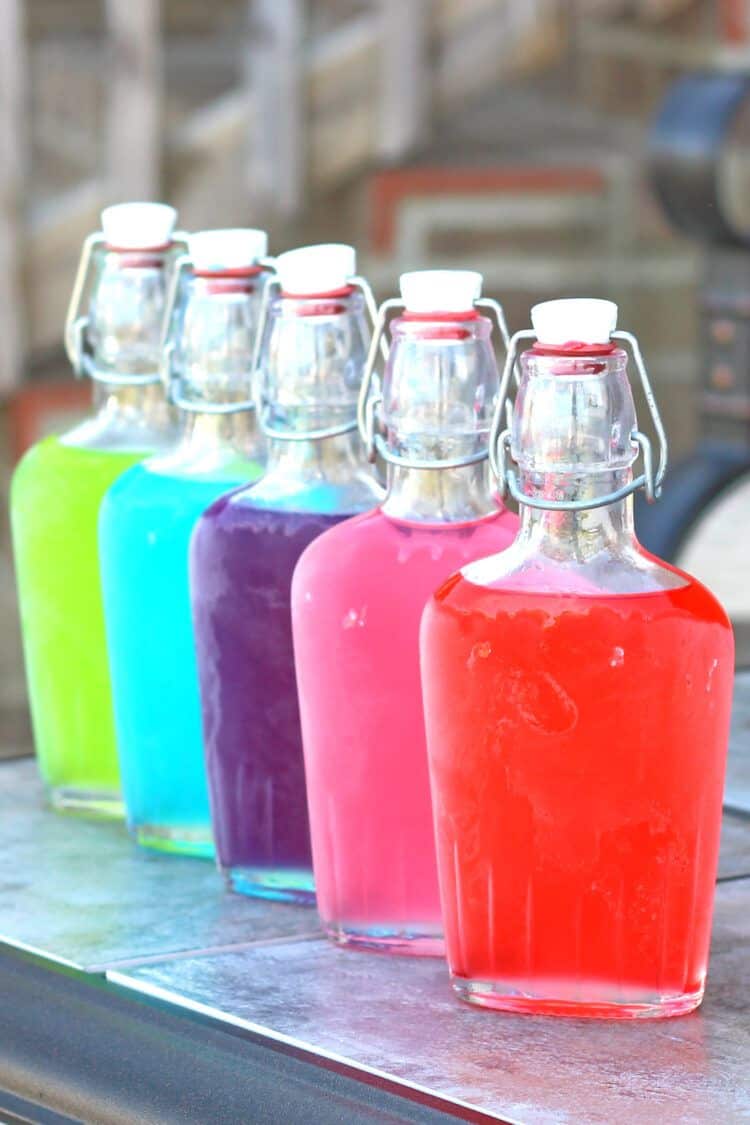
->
420;298;734;1017
190;244;384;901
292;270;519;954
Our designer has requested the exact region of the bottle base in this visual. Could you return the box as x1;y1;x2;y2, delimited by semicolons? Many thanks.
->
324;920;444;958
224;865;316;905
451;975;704;1019
48;785;123;820
134;822;214;860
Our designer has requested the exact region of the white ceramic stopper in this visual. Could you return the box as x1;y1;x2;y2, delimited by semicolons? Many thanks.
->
189;228;268;272
101;202;177;249
275;243;356;294
400;270;482;313
531;298;618;345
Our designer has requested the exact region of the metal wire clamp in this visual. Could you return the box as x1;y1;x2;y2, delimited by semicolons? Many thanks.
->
357;296;515;470
254;273;385;442
65;230;190;385
159;254;275;414
488;328;669;511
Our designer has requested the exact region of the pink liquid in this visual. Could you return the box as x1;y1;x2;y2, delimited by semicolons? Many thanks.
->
291;505;517;953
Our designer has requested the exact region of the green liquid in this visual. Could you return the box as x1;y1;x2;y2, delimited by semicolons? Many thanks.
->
11;436;146;816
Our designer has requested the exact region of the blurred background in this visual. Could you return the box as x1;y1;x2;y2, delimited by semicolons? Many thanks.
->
2;0;750;756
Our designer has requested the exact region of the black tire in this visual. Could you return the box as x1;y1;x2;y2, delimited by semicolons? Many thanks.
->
634;441;750;561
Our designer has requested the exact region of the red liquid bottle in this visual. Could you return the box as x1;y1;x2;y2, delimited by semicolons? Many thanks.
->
421;298;734;1018
292;271;518;954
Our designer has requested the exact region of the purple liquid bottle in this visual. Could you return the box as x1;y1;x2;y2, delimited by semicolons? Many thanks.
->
190;244;383;901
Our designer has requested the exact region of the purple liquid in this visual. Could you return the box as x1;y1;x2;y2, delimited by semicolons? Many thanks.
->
190;489;348;900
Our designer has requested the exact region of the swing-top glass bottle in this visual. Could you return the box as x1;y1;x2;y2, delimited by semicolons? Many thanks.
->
292;270;518;953
421;298;734;1018
99;228;271;854
11;203;181;815
190;243;383;900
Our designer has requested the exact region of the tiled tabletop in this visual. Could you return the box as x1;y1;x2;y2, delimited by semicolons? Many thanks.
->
0;757;319;972
1;674;748;1122
113;877;750;1125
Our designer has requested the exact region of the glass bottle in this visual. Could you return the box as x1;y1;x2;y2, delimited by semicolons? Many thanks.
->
190;243;383;901
11;203;181;816
291;270;518;954
98;229;271;855
421;298;734;1018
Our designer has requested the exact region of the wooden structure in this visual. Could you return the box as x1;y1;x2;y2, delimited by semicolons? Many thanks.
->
1;0;564;393
0;0;734;395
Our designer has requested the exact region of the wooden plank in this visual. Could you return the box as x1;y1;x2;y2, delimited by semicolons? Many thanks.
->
104;0;162;201
0;0;27;392
246;0;305;218
369;165;608;253
579;22;750;71
377;0;429;161
720;0;750;42
27;180;101;356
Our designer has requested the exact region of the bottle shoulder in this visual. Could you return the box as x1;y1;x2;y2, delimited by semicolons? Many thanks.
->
61;413;172;454
12;435;140;489
429;559;734;636
145;440;263;484
195;484;350;535
292;507;519;585
242;470;383;515
102;461;235;517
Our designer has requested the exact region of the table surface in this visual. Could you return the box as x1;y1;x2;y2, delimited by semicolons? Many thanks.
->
2;676;749;1123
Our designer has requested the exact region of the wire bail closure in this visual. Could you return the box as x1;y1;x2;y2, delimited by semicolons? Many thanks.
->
488;328;669;511
159;253;276;414
357;296;513;470
253;273;385;442
64;230;189;386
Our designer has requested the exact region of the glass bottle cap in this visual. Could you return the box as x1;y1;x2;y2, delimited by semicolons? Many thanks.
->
101;202;177;249
188;228;268;272
400;269;482;313
275;243;356;294
532;298;618;346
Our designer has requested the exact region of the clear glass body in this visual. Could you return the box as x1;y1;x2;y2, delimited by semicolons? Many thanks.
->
99;274;267;855
190;289;383;901
420;348;734;1017
292;313;517;953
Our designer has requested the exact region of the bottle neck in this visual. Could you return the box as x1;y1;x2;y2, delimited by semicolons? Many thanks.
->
382;459;498;523
62;376;173;452
249;428;382;514
87;247;172;381
265;429;360;477
92;377;171;431
378;313;499;524
516;467;637;562
176;407;262;459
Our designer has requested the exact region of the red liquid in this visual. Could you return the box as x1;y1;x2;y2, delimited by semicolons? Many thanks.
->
420;571;733;1017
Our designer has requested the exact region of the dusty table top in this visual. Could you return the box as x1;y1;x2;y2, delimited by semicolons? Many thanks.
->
1;674;749;1122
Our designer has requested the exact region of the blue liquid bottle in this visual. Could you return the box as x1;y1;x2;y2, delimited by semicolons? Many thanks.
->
99;229;271;855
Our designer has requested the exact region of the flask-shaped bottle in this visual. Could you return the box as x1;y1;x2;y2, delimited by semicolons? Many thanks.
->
191;244;383;900
421;298;734;1017
99;229;270;854
292;270;518;953
11;203;181;815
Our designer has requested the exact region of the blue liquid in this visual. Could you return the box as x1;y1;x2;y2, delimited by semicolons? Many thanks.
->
99;459;262;856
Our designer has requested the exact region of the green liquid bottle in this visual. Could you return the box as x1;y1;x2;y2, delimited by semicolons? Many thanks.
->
10;203;182;816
